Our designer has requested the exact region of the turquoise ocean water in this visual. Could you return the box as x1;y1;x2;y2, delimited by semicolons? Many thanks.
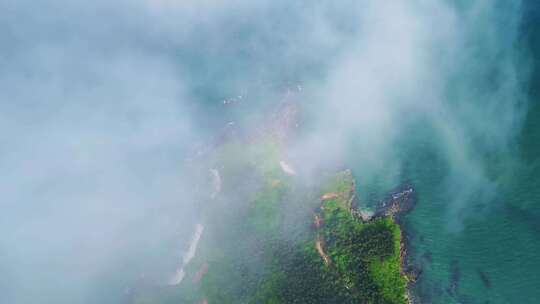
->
350;3;540;302
408;3;540;303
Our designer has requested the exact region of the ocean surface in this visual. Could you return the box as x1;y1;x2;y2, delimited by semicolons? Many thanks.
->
403;94;540;302
411;4;540;303
351;3;540;302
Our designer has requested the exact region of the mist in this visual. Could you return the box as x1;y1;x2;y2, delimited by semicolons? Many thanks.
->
0;0;528;303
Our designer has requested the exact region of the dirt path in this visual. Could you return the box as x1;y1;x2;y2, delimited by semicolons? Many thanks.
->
168;224;205;285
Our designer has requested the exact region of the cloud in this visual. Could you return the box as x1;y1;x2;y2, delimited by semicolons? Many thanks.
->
0;0;529;302
0;1;205;302
289;0;527;230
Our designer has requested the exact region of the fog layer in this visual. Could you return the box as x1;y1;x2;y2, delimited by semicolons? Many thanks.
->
0;0;528;303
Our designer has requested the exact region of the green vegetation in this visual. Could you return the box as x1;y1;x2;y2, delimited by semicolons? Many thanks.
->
248;181;288;234
133;140;409;304
313;171;408;304
198;170;407;303
368;219;407;304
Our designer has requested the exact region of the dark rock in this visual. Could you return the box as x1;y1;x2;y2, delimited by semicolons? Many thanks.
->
422;251;433;264
477;268;492;289
374;184;416;219
448;260;461;296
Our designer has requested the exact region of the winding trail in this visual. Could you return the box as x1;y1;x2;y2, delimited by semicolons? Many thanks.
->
168;223;205;285
315;235;330;266
279;160;297;175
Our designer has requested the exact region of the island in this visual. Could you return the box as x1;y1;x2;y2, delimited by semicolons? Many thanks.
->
131;101;418;304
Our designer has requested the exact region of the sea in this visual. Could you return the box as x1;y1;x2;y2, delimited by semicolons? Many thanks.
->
353;2;540;303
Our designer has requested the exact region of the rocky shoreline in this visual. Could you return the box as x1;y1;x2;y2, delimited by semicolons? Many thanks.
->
377;184;420;304
349;182;419;303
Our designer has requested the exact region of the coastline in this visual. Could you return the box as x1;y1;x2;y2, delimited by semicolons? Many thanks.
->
377;184;419;304
351;181;419;303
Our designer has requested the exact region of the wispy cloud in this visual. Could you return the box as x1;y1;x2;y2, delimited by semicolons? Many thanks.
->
0;0;528;302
